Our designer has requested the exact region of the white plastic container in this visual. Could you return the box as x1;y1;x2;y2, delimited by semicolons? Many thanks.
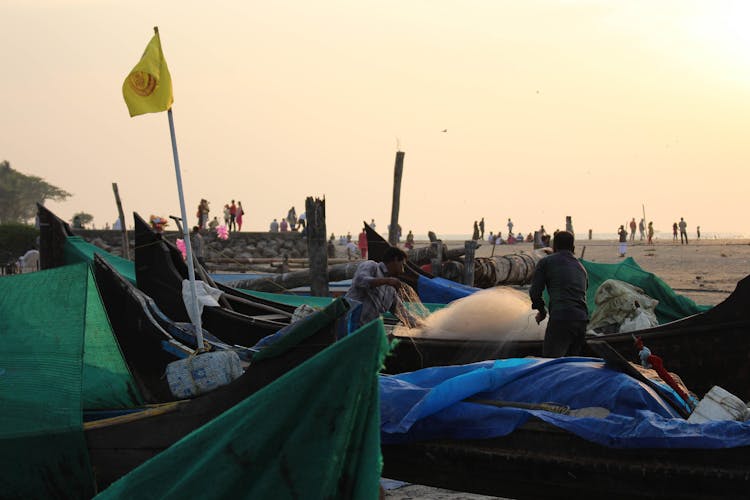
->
687;386;750;423
166;350;243;399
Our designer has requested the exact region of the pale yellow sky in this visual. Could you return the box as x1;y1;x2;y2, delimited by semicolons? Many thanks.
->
2;1;748;237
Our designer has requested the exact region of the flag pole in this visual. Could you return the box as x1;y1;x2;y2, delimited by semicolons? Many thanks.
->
167;106;205;352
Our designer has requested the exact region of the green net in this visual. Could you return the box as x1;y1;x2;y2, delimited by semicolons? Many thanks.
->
83;269;144;410
242;289;445;316
65;236;136;284
581;257;710;324
0;264;96;498
251;297;349;362
96;320;390;500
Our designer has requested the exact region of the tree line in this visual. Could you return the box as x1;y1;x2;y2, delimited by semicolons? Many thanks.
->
0;160;71;224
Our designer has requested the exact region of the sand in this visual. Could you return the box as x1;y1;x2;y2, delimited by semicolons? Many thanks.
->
382;238;749;499
459;237;749;306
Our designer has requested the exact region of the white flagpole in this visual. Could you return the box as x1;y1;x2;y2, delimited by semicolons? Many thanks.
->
167;107;205;352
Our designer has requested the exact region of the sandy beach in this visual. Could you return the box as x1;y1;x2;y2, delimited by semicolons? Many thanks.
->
469;237;749;306
382;237;749;499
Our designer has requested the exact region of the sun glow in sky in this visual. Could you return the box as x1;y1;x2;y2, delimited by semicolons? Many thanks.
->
1;1;749;237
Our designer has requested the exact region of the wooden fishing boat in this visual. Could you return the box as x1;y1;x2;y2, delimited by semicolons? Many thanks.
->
91;254;261;403
382;420;750;499
381;342;750;499
386;274;750;401
364;221;750;400
84;285;351;489
34;204;354;490
132;212;299;347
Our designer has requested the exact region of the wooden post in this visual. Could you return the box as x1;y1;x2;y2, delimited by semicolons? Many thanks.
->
463;240;476;286
306;196;329;297
430;239;443;277
388;151;405;245
112;183;130;260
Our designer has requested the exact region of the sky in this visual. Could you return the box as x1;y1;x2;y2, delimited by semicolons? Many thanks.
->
2;1;749;238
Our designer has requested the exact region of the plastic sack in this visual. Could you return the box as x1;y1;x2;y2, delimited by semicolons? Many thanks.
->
620;309;656;333
166;350;243;399
588;279;658;333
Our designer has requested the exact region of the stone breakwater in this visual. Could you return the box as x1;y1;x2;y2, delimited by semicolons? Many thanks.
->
77;229;308;261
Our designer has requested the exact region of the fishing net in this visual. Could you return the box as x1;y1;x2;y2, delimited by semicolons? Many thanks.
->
0;264;97;498
64;235;136;283
581;257;710;324
96;320;390;500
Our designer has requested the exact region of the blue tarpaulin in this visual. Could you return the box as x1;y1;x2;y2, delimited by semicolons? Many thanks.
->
380;358;750;449
417;276;478;304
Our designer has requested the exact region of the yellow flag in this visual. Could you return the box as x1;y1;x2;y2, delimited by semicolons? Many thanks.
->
122;31;173;117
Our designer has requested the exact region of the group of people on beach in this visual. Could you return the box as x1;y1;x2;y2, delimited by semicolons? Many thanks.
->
617;216;697;257
473;217;532;245
195;199;245;233
269;206;306;234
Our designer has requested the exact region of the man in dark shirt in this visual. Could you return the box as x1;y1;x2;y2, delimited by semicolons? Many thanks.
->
529;231;588;357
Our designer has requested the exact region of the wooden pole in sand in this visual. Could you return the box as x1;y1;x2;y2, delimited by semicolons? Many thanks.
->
463;240;476;286
431;239;443;277
388;151;405;245
306;196;329;297
112;183;130;260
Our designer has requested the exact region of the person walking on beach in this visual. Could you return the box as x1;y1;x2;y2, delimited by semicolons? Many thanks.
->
507;218;514;236
357;227;368;260
196;199;209;230
405;230;415;249
629;218;637;242
236;201;244;231
672;222;678;241
223;204;230;227
191;226;206;267
678;217;688;245
618;225;628;257
287;206;297;230
647;221;654;245
529;231;588;357
697;226;701;240
479;217;485;239
472;221;480;240
639;218;646;240
229;200;237;232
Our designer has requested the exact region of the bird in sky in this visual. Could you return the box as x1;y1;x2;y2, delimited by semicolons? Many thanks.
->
441;129;447;133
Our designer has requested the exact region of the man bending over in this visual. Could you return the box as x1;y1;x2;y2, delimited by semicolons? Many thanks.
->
345;246;419;330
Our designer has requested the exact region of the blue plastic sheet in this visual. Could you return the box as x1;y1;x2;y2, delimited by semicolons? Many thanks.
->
417;276;478;304
380;357;750;449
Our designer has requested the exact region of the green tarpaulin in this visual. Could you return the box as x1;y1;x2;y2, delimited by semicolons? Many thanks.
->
96;320;389;500
581;257;710;324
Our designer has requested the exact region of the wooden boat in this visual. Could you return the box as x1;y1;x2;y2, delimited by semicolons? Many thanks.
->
91;254;261;403
84;285;351;489
34;204;354;490
382;420;750;499
381;342;750;499
133;212;299;347
364;221;750;400
386;274;750;400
